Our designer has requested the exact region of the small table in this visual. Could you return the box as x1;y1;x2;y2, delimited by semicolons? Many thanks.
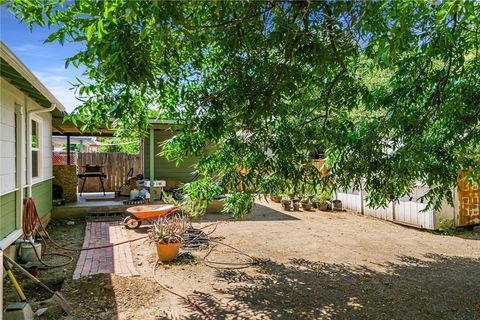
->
78;171;107;196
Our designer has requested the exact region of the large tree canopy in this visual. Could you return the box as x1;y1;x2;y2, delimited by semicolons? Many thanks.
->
5;0;480;216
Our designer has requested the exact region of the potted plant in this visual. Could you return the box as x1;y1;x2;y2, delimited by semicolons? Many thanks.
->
270;195;282;203
148;214;187;262
292;199;301;211
318;201;330;211
315;190;333;211
281;198;292;211
332;199;343;211
301;197;313;211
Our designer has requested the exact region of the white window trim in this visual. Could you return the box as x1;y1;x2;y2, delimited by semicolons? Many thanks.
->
23;175;55;188
0;188;19;197
30;115;43;182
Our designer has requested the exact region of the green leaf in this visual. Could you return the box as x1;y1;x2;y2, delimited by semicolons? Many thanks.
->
86;24;94;41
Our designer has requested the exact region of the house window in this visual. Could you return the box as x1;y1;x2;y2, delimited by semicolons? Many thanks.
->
31;119;40;178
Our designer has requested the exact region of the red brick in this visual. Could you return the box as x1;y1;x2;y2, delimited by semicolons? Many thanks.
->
73;221;138;279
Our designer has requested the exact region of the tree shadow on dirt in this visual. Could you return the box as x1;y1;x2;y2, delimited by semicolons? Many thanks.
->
201;203;300;223
452;229;480;241
184;254;480;320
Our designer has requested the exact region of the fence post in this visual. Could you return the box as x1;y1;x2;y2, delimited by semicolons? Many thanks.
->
392;199;396;220
360;180;365;215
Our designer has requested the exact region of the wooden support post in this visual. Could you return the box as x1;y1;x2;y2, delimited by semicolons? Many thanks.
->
139;140;143;174
67;135;71;165
149;128;154;198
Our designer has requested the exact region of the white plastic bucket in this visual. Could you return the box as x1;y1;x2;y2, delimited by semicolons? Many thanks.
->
20;242;42;263
130;189;140;199
154;180;166;187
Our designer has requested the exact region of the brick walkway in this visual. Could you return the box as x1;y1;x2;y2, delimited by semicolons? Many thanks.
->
73;221;139;279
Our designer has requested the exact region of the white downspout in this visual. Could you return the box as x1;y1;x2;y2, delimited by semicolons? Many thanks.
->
26;103;56;197
15;101;25;231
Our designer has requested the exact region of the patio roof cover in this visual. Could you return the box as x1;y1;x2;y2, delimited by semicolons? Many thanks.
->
51;116;115;137
52;118;180;137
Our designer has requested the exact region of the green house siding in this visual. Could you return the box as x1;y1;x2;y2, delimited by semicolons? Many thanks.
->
30;179;53;218
143;130;199;182
0;192;16;239
0;181;52;239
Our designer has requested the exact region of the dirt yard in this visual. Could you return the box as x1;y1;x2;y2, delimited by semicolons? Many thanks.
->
3;199;480;319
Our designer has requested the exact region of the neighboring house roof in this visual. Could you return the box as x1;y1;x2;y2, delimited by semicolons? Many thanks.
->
0;41;65;116
52;136;98;144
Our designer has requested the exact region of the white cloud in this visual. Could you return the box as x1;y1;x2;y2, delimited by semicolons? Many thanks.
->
12;44;49;58
32;66;83;113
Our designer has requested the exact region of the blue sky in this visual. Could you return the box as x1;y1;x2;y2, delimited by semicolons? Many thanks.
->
1;5;84;113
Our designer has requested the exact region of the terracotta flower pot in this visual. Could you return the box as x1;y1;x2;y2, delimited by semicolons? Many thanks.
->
281;199;292;211
301;202;313;211
270;195;282;203
156;242;181;262
333;200;343;211
292;200;301;211
318;202;329;211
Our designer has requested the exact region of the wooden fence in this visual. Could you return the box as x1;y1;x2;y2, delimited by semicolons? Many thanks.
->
337;186;435;229
77;153;140;192
457;171;480;226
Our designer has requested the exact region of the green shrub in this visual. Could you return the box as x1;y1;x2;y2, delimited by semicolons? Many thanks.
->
222;192;254;219
439;219;455;236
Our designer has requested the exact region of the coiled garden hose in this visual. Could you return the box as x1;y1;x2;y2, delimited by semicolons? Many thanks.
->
22;197;147;268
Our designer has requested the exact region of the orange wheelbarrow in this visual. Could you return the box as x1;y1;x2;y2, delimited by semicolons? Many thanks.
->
123;204;177;229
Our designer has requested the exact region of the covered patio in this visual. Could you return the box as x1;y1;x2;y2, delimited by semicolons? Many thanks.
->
50;118;201;217
51;118;142;217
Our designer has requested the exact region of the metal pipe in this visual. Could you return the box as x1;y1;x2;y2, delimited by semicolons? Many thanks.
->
27;104;56;197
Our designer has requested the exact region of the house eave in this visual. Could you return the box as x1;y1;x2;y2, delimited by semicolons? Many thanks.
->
0;41;66;115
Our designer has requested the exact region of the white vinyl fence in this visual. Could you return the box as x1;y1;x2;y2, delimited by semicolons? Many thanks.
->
337;186;435;229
